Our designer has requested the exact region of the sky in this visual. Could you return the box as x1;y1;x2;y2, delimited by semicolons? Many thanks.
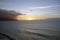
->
0;0;60;19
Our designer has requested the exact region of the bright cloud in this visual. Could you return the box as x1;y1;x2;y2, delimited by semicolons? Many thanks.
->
20;5;60;13
28;5;60;10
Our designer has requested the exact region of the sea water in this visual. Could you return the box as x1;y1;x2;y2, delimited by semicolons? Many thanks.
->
0;20;60;40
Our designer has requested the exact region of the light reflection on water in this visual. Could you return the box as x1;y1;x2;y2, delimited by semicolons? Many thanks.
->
0;20;60;40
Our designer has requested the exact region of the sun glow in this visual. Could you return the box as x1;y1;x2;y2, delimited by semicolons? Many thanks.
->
16;15;46;20
27;18;33;20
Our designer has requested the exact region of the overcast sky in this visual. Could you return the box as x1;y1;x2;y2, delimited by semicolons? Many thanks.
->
0;0;60;18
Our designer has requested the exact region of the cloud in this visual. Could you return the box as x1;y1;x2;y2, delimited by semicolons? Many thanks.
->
28;5;60;10
0;9;23;21
21;5;60;13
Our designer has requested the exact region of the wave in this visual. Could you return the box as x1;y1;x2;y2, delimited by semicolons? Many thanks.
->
0;30;60;40
20;30;60;40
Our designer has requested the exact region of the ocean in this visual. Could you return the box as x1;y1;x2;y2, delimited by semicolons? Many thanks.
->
0;20;60;40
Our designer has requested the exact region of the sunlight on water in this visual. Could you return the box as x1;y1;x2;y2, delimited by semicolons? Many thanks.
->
0;20;60;40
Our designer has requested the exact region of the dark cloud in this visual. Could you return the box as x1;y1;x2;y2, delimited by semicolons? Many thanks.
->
0;9;23;21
